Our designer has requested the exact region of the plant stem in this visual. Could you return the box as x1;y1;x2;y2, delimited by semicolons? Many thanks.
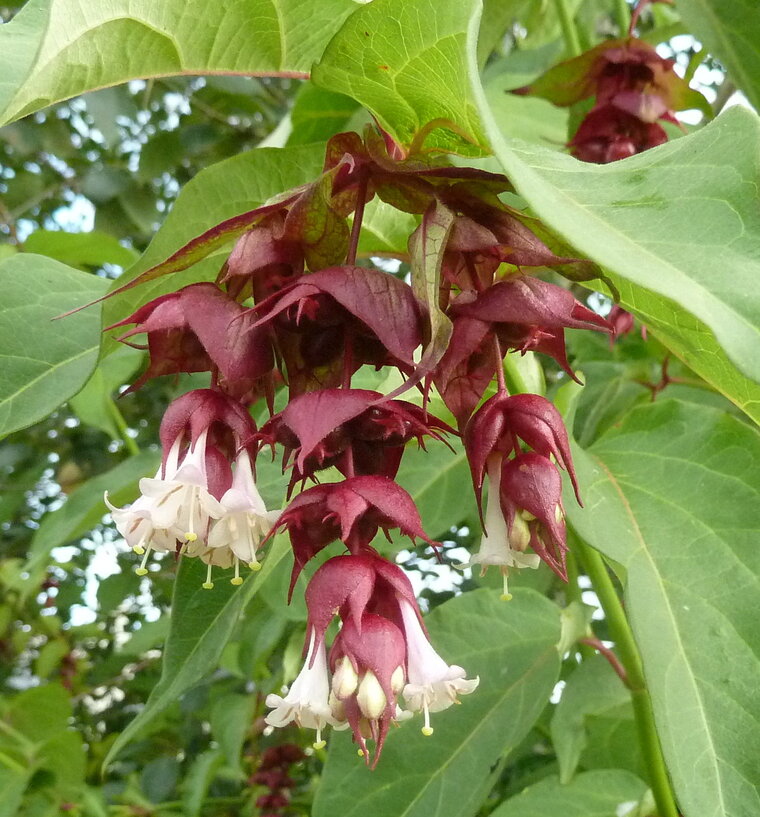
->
575;537;679;817
565;552;594;660
346;171;369;266
493;335;507;394
615;0;631;36
107;398;140;456
552;0;582;57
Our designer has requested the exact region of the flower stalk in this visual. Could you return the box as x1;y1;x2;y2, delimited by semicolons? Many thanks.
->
575;534;679;817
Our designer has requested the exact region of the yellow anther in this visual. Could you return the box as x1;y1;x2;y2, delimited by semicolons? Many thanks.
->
421;726;434;737
133;545;146;555
230;577;243;586
135;567;148;576
184;532;198;542
202;581;214;590
248;561;262;572
313;740;326;750
500;593;513;602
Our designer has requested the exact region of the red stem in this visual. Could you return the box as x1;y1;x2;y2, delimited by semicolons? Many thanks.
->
346;171;369;266
493;334;507;394
580;637;630;688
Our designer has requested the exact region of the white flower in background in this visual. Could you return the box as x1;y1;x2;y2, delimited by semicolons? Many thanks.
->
265;631;339;749
205;450;280;584
461;457;540;600
399;599;479;736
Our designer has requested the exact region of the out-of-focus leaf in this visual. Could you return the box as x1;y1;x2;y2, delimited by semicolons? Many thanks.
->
22;230;139;269
492;769;649;817
0;254;110;437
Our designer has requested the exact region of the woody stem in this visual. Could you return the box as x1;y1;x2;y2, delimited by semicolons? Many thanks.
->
346;171;369;266
575;535;679;817
493;335;507;394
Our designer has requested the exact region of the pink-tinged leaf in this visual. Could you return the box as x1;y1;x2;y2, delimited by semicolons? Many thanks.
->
285;172;350;270
409;199;456;373
433;316;495;427
105;195;301;301
452;276;611;333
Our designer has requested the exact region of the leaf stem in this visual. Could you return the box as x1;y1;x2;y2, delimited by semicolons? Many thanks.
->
107;398;140;456
346;171;369;266
552;0;582;57
575;536;679;817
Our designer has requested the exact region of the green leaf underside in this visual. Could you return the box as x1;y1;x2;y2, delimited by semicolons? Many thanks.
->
0;0;359;126
678;0;760;112
312;0;488;152
314;589;561;817
567;399;760;817
0;254;110;437
493;769;649;817
104;533;290;768
101;144;326;350
474;99;760;388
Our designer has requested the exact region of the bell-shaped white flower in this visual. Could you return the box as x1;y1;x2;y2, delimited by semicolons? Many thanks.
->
399;599;479;736
462;457;540;600
265;630;339;749
138;431;224;544
205;450;280;583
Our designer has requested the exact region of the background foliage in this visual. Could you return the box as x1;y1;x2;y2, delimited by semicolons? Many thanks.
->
0;1;758;816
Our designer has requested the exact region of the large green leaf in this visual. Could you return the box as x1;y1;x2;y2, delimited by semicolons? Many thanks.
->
473;90;760;391
0;254;110;437
493;769;649;817
0;0;358;126
567;399;760;817
312;0;487;151
678;0;760;112
104;533;291;767
313;589;561;817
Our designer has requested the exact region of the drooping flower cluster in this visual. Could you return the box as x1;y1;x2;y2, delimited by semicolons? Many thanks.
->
103;123;613;764
516;36;710;162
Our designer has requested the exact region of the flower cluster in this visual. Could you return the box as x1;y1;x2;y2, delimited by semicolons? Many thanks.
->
250;744;305;817
104;124;612;764
516;36;710;162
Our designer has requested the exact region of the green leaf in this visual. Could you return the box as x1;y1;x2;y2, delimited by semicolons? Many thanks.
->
314;588;561;817
104;534;291;768
182;749;224;817
408;200;455;371
69;347;143;439
395;441;476;538
0;254;110;437
358;198;417;258
0;0;358;126
551;654;639;782
312;0;487;152
678;0;760;112
101;144;325;351
567;400;760;817
210;694;256;772
22;230;139;270
472;93;760;394
288;82;362;147
492;769;649;817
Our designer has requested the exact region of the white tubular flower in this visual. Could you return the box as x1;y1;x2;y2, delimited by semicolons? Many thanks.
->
462;457;540;600
206;450;280;584
399;600;479;736
265;630;338;750
138;431;224;544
